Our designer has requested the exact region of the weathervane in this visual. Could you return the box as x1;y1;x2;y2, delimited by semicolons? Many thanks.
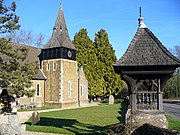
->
139;0;142;18
138;0;147;28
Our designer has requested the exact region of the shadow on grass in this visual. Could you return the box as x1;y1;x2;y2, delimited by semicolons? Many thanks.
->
25;102;128;134
117;100;128;124
105;100;128;134
26;117;105;135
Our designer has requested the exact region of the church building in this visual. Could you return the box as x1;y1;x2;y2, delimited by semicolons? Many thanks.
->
17;3;89;109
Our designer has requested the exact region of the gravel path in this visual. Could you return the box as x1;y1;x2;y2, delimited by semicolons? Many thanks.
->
18;108;63;124
25;131;62;135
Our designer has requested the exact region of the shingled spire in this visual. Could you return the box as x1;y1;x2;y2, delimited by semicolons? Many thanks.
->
39;3;76;61
45;3;75;50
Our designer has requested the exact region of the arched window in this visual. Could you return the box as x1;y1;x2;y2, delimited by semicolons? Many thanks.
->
36;84;40;96
47;62;50;71
80;85;83;96
68;81;71;98
53;61;56;71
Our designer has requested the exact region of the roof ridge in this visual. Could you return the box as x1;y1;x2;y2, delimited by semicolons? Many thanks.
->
144;28;180;64
10;42;41;50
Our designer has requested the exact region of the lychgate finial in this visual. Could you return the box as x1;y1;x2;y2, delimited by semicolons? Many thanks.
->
138;0;147;28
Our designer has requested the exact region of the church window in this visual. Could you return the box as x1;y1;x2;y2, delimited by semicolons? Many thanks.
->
80;85;83;96
47;62;50;71
53;61;56;71
36;83;40;96
68;81;72;98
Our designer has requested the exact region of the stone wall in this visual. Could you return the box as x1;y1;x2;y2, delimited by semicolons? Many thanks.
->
126;111;168;131
18;80;45;108
78;67;89;106
62;59;78;103
132;123;179;135
43;59;79;108
42;60;61;102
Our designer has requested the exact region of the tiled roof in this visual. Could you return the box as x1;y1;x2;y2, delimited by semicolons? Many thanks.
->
12;43;41;63
44;4;76;50
10;43;46;80
33;69;46;80
114;28;180;67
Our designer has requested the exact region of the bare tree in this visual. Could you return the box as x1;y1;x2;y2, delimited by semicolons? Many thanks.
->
35;32;45;48
174;45;180;59
170;45;180;59
6;29;45;48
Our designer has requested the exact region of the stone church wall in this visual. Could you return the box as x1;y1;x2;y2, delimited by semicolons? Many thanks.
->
18;80;45;108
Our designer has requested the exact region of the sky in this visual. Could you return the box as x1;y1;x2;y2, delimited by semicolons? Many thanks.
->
4;0;180;59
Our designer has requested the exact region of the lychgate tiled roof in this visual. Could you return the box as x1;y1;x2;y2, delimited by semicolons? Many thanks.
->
114;27;180;67
44;4;75;50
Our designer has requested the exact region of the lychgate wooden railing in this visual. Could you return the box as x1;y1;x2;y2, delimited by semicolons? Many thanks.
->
136;91;158;110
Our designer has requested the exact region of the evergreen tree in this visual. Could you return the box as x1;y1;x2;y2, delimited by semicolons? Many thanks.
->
73;28;123;99
73;28;101;98
94;29;123;97
0;1;37;99
73;28;93;67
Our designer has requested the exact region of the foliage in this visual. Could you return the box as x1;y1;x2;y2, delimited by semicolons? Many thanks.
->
94;29;123;96
164;71;180;99
0;0;20;34
73;28;123;98
166;115;180;131
0;1;38;97
26;104;122;134
164;45;180;99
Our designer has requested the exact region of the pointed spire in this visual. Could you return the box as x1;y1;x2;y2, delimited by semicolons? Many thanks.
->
45;1;75;50
60;1;63;10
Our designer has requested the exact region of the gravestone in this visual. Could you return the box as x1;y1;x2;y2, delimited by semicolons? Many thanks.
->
32;111;40;125
109;95;114;104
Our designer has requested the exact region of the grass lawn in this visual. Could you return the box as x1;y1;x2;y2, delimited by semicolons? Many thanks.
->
166;115;180;131
25;103;180;134
26;104;125;135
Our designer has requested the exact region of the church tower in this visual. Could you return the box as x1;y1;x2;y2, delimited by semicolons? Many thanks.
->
39;3;79;108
